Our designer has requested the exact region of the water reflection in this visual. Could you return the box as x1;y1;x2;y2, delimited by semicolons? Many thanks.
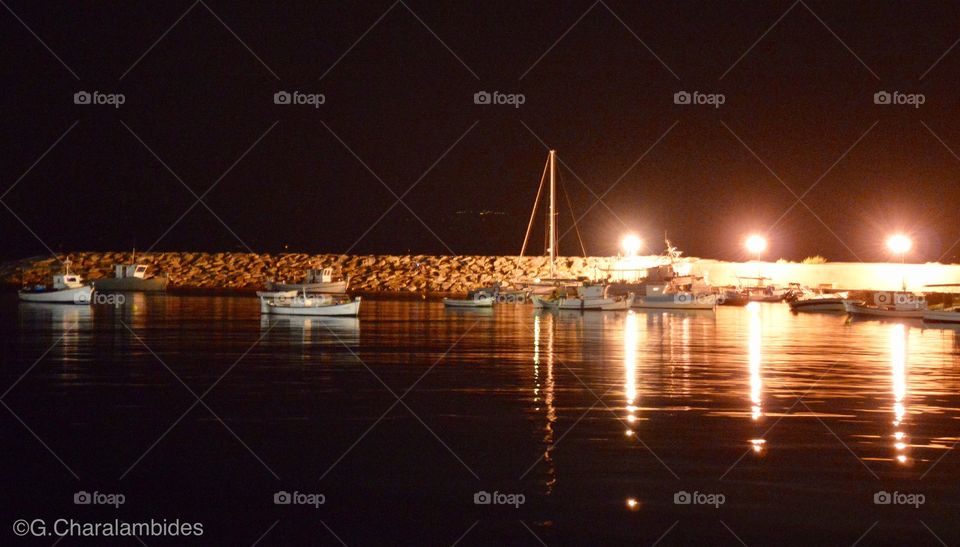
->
624;312;638;432
747;303;763;422
532;313;557;494
18;303;92;364
890;323;909;465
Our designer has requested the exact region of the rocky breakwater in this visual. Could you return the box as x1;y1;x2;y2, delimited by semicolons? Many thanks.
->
0;252;622;293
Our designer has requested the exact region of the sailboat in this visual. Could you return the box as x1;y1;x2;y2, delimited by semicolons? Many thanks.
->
516;150;584;299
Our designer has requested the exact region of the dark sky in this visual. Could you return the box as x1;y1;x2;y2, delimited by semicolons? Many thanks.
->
3;1;960;262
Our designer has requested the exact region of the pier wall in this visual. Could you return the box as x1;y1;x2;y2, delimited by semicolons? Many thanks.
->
2;252;959;293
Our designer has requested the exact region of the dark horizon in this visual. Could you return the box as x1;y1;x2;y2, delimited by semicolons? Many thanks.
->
4;1;960;264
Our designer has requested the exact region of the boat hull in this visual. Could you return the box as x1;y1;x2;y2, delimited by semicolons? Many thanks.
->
93;276;168;292
262;297;361;317
266;281;348;294
443;297;494;308
534;293;635;311
634;294;716;310
788;298;847;312
19;285;93;304
922;310;960;325
844;301;925;319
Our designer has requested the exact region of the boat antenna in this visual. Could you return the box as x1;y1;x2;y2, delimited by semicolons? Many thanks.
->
548;150;557;278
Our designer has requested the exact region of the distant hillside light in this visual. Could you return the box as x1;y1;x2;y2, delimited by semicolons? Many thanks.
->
745;235;767;255
887;234;912;255
621;234;642;257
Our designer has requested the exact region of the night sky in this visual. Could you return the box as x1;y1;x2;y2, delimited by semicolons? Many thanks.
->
3;1;960;263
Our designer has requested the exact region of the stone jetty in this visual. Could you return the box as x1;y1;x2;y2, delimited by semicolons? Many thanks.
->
2;252;959;293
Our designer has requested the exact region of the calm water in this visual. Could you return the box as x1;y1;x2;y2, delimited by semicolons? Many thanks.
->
3;294;960;546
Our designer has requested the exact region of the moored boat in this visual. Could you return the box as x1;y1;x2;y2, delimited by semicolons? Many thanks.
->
922;308;960;325
787;291;849;312
533;283;635;311
19;261;93;304
443;296;495;308
843;292;926;319
93;263;168;292
260;290;360;317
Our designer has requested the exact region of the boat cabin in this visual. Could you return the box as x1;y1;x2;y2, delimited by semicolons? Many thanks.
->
305;268;338;283
115;264;150;279
53;274;84;290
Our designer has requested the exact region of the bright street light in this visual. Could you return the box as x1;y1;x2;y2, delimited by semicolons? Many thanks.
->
886;234;911;256
621;234;642;257
745;235;767;256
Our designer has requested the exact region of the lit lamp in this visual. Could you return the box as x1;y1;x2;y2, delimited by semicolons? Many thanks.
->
621;234;642;258
745;235;767;277
886;234;911;290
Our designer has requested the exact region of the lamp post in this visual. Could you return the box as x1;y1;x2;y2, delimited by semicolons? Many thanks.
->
745;235;767;277
886;234;911;291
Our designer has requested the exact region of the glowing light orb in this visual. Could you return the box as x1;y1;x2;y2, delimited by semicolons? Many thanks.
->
621;234;642;257
745;235;767;255
886;234;912;255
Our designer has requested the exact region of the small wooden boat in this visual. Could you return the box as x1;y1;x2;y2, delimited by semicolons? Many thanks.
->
635;292;716;310
260;290;360;317
844;292;926;319
93;263;168;292
19;261;93;304
266;268;349;294
922;308;960;326
787;291;849;312
443;296;494;308
533;283;634;311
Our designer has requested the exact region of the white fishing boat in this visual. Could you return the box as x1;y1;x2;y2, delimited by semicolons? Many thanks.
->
787;291;849;312
628;240;717;310
266;267;349;294
636;290;717;310
443;296;495;308
844;292;926;319
19;261;93;304
922;308;960;325
260;290;361;317
533;283;635;311
256;289;298;299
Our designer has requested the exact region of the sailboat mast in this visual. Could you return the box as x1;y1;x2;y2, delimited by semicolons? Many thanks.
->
548;149;557;278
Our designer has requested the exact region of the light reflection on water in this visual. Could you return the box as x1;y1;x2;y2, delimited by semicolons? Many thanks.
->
8;295;960;542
